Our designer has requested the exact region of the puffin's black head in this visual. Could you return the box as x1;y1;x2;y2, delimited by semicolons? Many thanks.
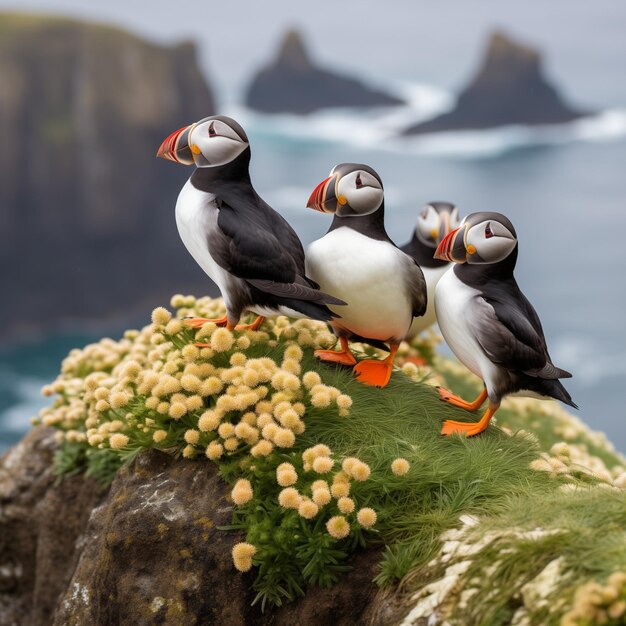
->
157;115;249;168
306;163;384;218
414;202;461;249
434;211;517;265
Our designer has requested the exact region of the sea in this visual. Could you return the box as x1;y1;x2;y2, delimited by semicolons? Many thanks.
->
1;0;625;452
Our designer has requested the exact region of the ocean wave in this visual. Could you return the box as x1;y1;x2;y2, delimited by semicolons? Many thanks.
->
0;368;47;438
224;91;626;159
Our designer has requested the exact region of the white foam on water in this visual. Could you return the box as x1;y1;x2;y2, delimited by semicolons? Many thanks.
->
225;80;626;159
0;372;48;434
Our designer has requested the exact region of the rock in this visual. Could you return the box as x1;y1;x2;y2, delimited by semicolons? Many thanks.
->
405;31;588;134
0;13;216;338
245;29;403;114
0;427;405;626
0;427;105;625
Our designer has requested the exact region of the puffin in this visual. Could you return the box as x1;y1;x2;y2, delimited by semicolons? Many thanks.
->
305;163;427;387
156;115;344;336
400;201;461;341
433;211;577;436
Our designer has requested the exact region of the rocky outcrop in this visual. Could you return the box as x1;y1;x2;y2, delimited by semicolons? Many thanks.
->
245;29;403;114
405;31;587;134
0;13;216;338
0;427;405;626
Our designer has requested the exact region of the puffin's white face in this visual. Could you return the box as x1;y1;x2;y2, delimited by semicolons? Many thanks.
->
156;115;249;167
434;211;518;265
334;168;383;216
465;219;517;264
307;163;385;216
188;118;249;167
415;204;461;247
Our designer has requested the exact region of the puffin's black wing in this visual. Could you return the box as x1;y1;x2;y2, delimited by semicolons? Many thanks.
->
402;255;428;318
213;201;299;283
212;201;344;305
473;293;570;379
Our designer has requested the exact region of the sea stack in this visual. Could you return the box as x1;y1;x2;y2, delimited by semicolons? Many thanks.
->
245;29;404;114
405;31;588;134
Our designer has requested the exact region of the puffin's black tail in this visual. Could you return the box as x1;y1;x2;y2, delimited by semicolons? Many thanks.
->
541;379;579;410
279;298;342;322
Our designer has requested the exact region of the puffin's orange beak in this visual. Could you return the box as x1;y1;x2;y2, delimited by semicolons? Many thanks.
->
306;175;337;213
434;227;462;262
157;124;195;165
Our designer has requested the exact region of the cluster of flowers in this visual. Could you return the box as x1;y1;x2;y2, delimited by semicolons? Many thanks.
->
529;442;626;490
229;449;412;571
36;296;351;462
561;572;626;626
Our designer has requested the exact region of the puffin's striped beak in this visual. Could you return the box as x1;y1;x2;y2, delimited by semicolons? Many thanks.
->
434;226;467;263
157;124;195;165
307;175;338;213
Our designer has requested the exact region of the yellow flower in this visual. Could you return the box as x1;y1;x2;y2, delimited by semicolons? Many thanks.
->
278;487;301;509
311;391;331;408
218;423;235;439
153;430;168;443
342;457;358;474
233;557;253;572
223;437;239;451
109;433;129;449
184;429;200;445
279;409;301;430
356;507;377;528
326;515;350;539
156;402;170;414
231;479;253;505
262;423;278;440
298;499;319;519
391;458;410;476
95;399;110;412
205;441;224;461
198;410;220;432
312;456;334;474
182;444;196;458
211;328;234;352
273;428;296;448
236;336;251;350
284;345;303;361
181;344;200;362
330;482;350;498
311;444;331;457
151;307;172;326
232;541;257;560
165;319;183;335
312;488;332;507
337;497;355;514
351;461;371;482
200;377;223;397
250;440;273;457
302;371;322;389
336;394;352;410
277;469;298;487
181;374;201;392
109;391;129;409
230;352;247;367
169;402;187;420
242;369;260;387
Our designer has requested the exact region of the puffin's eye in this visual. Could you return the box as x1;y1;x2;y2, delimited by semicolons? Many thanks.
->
485;223;493;239
355;173;362;189
208;121;216;137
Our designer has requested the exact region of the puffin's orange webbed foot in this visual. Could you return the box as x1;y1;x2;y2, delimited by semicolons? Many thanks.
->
441;405;497;437
314;337;357;367
184;316;228;329
353;359;394;387
437;387;488;412
235;315;265;332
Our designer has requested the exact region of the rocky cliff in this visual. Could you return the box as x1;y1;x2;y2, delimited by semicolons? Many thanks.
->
2;296;626;626
405;31;587;134
0;13;215;338
245;29;403;114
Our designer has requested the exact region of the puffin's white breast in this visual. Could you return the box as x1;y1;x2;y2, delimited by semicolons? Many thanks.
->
406;264;449;339
175;179;233;304
306;227;413;341
435;268;498;390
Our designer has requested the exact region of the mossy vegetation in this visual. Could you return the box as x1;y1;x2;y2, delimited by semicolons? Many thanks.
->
36;295;626;623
